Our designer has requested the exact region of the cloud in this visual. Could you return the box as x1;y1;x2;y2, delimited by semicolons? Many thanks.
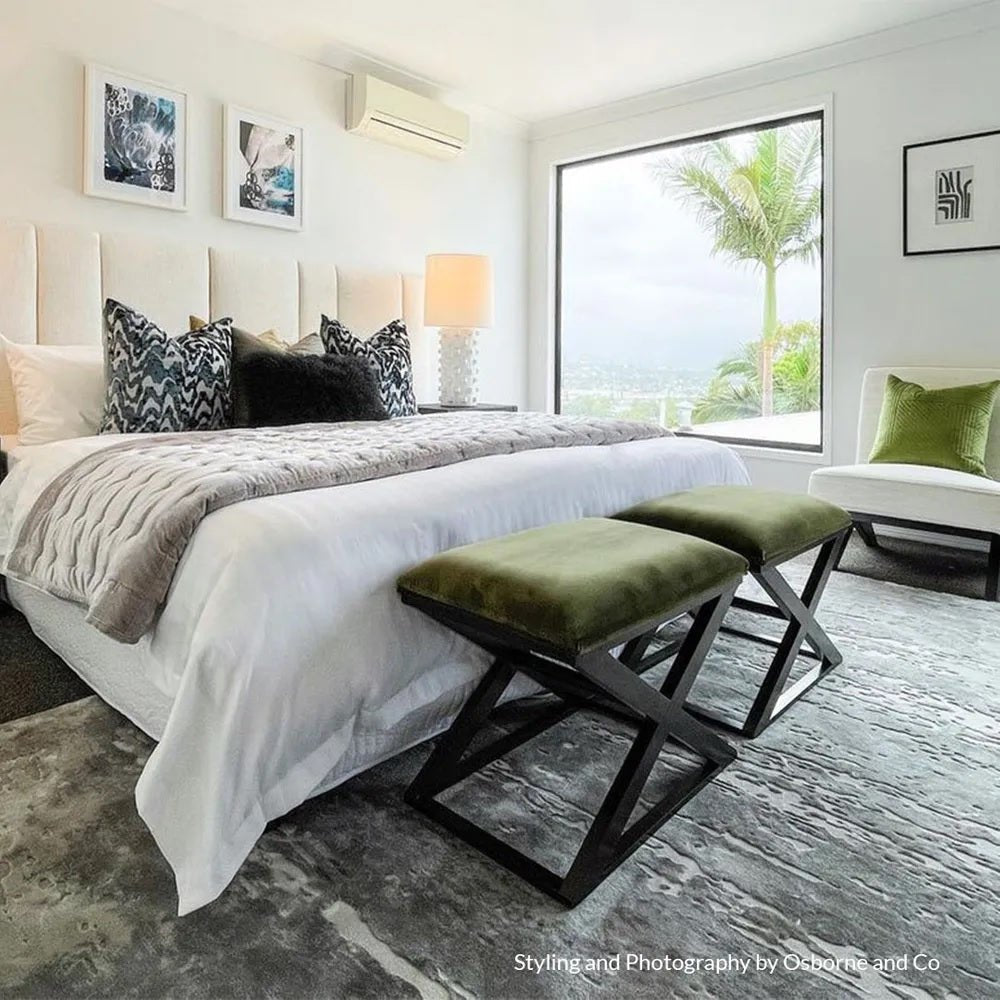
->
559;149;821;368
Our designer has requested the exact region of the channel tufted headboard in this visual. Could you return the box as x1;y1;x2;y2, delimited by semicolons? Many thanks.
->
0;220;429;447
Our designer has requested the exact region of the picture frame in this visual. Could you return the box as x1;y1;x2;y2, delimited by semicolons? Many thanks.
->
84;64;188;211
903;128;1000;255
224;104;303;231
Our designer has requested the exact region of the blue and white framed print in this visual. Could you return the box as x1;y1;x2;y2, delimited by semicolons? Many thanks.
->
84;64;188;211
904;128;1000;255
224;104;303;231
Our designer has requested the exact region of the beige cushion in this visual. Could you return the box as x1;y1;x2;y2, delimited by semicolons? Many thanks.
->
189;317;322;355
257;330;323;356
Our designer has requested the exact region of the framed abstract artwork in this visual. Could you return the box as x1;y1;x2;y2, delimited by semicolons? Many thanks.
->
903;128;1000;255
224;105;303;230
84;64;188;211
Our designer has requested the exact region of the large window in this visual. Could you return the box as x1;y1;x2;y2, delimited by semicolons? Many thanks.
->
556;111;824;451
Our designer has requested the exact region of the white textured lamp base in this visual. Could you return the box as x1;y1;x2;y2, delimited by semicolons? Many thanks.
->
438;327;479;406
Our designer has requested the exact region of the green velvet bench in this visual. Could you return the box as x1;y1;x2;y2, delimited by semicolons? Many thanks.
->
616;486;852;738
397;517;748;906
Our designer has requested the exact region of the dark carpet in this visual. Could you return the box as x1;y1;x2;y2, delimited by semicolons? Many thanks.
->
0;552;998;1000
0;599;91;725
836;530;992;601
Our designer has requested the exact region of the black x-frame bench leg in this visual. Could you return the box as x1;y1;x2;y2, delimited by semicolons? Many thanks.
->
403;585;739;907
661;526;852;739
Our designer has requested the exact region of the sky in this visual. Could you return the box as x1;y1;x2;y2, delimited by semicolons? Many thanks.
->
559;132;822;371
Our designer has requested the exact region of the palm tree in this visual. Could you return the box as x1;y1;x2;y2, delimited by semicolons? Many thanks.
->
693;342;762;422
652;122;821;416
692;320;820;423
772;321;821;412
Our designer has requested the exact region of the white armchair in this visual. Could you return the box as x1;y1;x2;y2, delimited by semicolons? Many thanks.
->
808;366;1000;601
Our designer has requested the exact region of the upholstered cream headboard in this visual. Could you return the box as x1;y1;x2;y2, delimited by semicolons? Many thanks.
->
0;220;428;446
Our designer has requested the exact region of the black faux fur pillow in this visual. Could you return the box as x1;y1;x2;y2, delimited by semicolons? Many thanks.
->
239;352;388;427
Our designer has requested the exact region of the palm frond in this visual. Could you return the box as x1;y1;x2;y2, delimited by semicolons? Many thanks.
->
651;119;821;274
659;158;770;268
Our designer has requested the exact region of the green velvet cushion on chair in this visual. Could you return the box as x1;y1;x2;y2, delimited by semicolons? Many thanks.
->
398;518;747;653
868;374;1000;478
615;486;851;567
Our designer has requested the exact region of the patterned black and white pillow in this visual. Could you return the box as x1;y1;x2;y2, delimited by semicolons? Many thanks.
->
101;299;233;434
319;315;417;418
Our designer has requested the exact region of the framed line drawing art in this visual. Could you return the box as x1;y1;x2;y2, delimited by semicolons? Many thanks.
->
84;64;188;211
224;105;303;230
903;128;1000;255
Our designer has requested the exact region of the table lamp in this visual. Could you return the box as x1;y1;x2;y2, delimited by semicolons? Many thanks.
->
424;253;494;406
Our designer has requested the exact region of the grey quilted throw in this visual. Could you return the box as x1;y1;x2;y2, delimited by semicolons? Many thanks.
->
5;413;669;644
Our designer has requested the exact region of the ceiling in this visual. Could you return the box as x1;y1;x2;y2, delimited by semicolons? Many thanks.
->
157;0;986;122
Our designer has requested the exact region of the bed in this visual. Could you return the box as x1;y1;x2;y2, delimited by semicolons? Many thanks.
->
0;220;750;914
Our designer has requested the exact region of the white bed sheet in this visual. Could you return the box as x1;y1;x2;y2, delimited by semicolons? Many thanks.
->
0;432;749;914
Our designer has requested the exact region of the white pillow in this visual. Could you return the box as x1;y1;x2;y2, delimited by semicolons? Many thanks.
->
1;337;105;446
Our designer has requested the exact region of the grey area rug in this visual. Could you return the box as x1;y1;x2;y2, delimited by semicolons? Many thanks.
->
1;561;998;1000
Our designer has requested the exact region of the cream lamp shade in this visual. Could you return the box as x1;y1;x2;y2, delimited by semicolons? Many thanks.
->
424;254;494;329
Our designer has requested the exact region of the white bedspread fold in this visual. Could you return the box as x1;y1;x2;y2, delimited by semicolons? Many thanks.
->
5;414;668;643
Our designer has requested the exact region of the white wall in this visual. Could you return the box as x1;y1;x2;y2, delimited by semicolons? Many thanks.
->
528;6;1000;490
0;0;529;406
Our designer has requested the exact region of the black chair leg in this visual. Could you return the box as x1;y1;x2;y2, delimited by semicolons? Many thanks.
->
854;518;879;549
988;535;1000;603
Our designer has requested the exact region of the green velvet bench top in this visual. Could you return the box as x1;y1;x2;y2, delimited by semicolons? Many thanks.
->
397;517;747;654
615;486;852;568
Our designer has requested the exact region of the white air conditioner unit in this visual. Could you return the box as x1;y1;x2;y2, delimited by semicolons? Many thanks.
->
346;74;469;160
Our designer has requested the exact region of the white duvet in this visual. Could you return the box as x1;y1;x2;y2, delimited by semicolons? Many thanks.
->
0;432;749;914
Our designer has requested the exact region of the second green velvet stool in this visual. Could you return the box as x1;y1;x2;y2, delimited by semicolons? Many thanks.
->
616;486;852;738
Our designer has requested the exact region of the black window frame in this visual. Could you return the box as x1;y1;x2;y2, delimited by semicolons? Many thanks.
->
554;108;826;454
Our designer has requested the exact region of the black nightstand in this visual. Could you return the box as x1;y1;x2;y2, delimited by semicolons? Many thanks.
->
418;403;518;414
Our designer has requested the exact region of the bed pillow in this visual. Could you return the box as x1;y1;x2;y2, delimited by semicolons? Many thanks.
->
869;374;1000;478
101;300;233;434
1;337;105;446
0;339;18;441
257;330;324;356
189;317;324;428
188;318;323;357
239;352;387;427
319;316;417;418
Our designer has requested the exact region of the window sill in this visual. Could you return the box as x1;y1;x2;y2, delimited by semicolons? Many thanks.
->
675;432;829;465
729;442;829;466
